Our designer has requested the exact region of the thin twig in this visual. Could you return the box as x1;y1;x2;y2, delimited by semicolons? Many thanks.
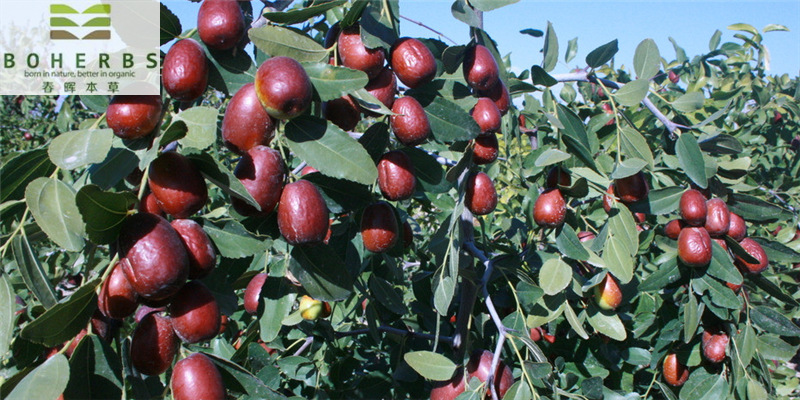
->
400;15;458;46
335;325;454;343
293;337;314;356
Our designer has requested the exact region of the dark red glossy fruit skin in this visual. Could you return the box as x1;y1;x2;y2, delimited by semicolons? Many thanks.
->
377;150;416;201
678;227;712;267
735;238;769;274
664;219;685;240
169;280;220;344
106;95;162;140
361;202;399;253
545;166;571;188
278;180;329;245
163;38;208;102
534;189;566;228
466;350;514;399
702;329;729;363
727;281;743;292
197;0;245;51
391;96;430;146
703;199;728;237
728;213;747;241
602;184;615;212
222;83;276;155
430;368;466;400
131;312;179;376
244;273;267;314
98;261;138;319
390;37;436;89
712;238;727;251
232;146;285;217
300;165;318;175
477;81;510;115
91;309;118;343
323;95;361;131
594;274;622;310
117;213;189;300
255;57;313;120
680;189;707;226
403;220;413;248
663;353;689;386
148;152;208;218
471;97;502;135
364;66;397;111
578;231;596;242
463;45;499;91
465;172;498;216
171;219;216;279
139;191;164;217
472;133;499;165
338;25;385;79
171;353;225;400
634;212;647;224
614;172;649;203
668;70;680;84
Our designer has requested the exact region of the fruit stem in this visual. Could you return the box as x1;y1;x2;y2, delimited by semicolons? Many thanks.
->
136;164;151;202
96;253;120;295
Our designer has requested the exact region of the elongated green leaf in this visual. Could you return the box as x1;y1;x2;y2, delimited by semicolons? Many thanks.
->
20;280;98;347
556;105;596;169
602;235;634;284
26;178;84;250
542;22;558;72
176;106;218;150
358;122;390;162
539;258;572;296
369;276;407;315
303;174;372;214
203;40;258;96
433;274;456;317
629;186;683;215
64;335;123;399
620;127;654;167
404;351;456;381
610;158;647;180
586;39;618;68
249;25;327;62
706;241;742;285
698;134;742;155
289;245;353;302
258;277;297;343
727;193;792;222
520;29;543;37
748;274;799;307
1;149;57;204
159;2;181;45
587;305;626;341
607;205;638;256
613;79;649;107
750;306;800;337
158;120;187;148
6;354;69;400
424;96;481;142
262;0;347;23
450;0;481;28
0;275;15;358
565;37;578;63
302;63;368;101
534;148;571;167
530;65;558;86
12;235;58;309
87;147;139;190
48;128;113;170
205;353;286;399
359;0;399;50
564;303;589;339
727;23;758;35
639;258;680;292
675;134;707;189
683;293;700;343
708;30;721;51
633;39;660;79
672;92;705;112
763;24;789;33
556;224;589;261
401;147;450;193
351;88;394;115
182;149;261;211
75;185;137;245
470;0;519;11
285;117;377;185
679;370;727;400
204;222;267;259
757;335;798;362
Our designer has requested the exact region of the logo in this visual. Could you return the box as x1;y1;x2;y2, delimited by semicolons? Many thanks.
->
50;3;111;40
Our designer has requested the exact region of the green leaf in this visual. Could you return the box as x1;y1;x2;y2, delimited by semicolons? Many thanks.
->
708;30;721;51
20;280;98;347
607;205;638;257
763;24;789;33
86;147;139;190
204;222;267;259
565;37;578;63
0;275;15;358
25;177;85;251
258;277;296;343
262;0;347;23
289;245;353;302
470;0;519;12
204;43;258;96
159;2;181;45
0;149;57;204
750;306;800;337
620;127;654;167
450;0;481;28
610;158;647;180
675;134;707;189
303;174;372;214
433;275;456;317
747;273;799;307
424;96;481;142
75;185;137;245
564;303;589;339
587;304;627;341
613;79;649;107
401;147;450;193
358;122;390;162
683;293;700;343
64;335;123;399
602;235;634;284
727;193;792;222
12;235;58;309
672;92;705;112
639;258;680;292
340;0;369;29
369;276;407;315
285;117;377;185
530;65;558;87
176;106;218;150
542;22;558;73
756;335;798;362
556;224;589;261
698;134;743;155
351;88;394;115
556;105;596;170
302;63;368;101
633;39;660;79
520;29;543;37
206;353;286;399
6;354;69;400
586;39;619;68
629;186;684;215
249;25;328;63
539;258;572;296
182;149;261;211
679;369;727;400
48;128;114;170
727;23;758;35
158;120;187;147
534;148;571;167
705;241;742;285
403;351;456;381
696;275;740;309
359;0;399;50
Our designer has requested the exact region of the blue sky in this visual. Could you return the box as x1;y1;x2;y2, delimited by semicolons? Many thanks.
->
166;0;800;77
